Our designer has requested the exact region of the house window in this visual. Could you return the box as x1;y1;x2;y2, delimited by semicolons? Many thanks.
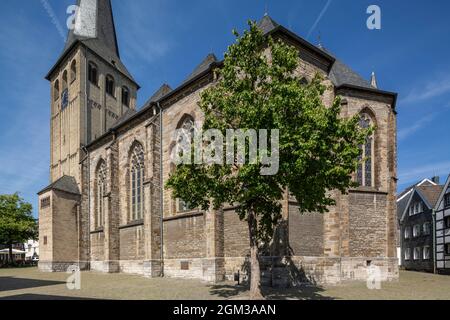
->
43;236;47;245
88;62;98;85
446;244;450;255
422;222;431;235
409;202;423;216
130;143;145;221
445;216;450;229
122;86;130;106
413;247;421;260
356;114;374;187
423;246;431;260
404;227;411;239
70;60;77;83
405;248;411;260
96;161;107;228
445;194;450;208
106;75;115;97
413;225;421;238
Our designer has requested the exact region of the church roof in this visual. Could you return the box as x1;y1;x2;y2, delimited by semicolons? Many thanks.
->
256;15;378;91
46;0;137;86
38;176;80;196
112;108;137;128
143;84;173;107
86;14;397;150
328;58;373;89
183;54;218;84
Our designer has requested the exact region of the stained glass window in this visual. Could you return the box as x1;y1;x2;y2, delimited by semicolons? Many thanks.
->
97;161;107;228
130;143;145;221
356;114;374;187
175;117;194;213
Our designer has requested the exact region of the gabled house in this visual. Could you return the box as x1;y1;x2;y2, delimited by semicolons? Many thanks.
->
396;178;439;266
433;175;450;275
398;178;443;272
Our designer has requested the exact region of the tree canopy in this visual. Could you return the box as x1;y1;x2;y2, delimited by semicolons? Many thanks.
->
166;21;372;298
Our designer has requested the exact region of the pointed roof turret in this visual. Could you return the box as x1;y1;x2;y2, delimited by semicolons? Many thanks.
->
183;53;218;84
257;15;280;34
46;0;137;86
370;72;378;88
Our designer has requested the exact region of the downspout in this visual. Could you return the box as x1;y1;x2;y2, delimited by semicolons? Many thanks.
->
81;145;90;269
158;101;164;277
84;46;91;268
432;209;437;274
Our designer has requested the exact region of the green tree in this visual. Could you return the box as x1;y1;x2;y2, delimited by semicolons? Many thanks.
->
166;21;371;299
0;194;37;265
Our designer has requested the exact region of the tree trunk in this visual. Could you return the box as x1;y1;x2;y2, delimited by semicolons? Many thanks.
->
248;210;264;300
8;243;14;265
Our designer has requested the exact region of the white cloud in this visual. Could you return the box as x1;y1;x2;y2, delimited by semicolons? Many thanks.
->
399;161;450;186
397;113;435;141
400;74;450;104
307;0;333;40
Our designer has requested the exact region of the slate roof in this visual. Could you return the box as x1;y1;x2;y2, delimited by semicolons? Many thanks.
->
38;176;80;195
183;54;218;84
417;185;444;208
112;108;137;128
397;181;443;222
256;15;377;90
46;0;137;85
85;14;397;151
143;84;173;107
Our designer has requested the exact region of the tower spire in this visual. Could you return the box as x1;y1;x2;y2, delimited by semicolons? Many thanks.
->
370;71;378;88
66;0;120;58
47;0;137;85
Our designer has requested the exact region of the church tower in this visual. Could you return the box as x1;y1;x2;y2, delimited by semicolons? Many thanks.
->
45;0;139;185
38;0;138;272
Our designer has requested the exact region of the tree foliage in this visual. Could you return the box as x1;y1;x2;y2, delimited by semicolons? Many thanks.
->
0;193;37;263
166;21;372;298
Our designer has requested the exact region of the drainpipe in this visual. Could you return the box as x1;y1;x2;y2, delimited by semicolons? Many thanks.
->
432;209;437;274
81;145;91;269
158;102;164;277
84;47;91;269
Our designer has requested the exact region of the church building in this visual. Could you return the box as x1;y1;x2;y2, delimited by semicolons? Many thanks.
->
38;0;399;284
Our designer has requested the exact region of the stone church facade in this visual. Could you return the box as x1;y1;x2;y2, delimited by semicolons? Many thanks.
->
38;0;399;284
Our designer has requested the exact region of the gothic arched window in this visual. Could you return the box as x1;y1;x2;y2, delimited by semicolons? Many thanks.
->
70;60;77;83
96;161;107;228
88;62;98;85
174;116;195;213
130;143;145;221
357;113;375;187
106;74;115;97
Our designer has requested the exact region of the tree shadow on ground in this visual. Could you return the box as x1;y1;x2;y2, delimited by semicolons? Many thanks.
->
0;294;99;300
0;277;65;292
209;283;333;300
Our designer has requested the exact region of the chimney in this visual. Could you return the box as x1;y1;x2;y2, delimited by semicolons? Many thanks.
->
431;176;440;184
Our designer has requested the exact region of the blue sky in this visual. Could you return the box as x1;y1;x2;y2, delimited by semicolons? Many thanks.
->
0;0;450;217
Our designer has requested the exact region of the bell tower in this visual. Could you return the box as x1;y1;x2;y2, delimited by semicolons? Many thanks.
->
39;0;138;272
45;0;139;185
